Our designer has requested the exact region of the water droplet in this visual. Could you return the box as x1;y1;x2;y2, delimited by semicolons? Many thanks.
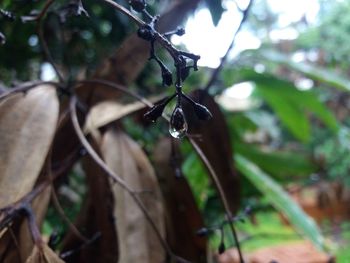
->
169;107;187;139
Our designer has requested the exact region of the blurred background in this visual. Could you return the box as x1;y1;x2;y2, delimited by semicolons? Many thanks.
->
1;0;350;262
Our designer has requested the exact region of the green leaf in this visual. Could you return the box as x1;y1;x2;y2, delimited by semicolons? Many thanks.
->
235;154;328;251
205;0;225;26
235;143;317;179
227;69;338;141
255;83;311;142
260;50;350;92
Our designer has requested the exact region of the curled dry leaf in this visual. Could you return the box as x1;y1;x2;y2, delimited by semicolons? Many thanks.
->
100;127;165;263
83;100;146;138
26;243;64;263
0;85;59;208
184;89;240;214
153;138;207;263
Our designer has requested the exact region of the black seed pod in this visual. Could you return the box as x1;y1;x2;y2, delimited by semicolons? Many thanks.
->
144;103;166;122
193;103;212;121
129;0;146;12
176;27;185;36
196;228;209;237
218;242;226;254
180;66;191;81
137;25;155;41
161;68;173;86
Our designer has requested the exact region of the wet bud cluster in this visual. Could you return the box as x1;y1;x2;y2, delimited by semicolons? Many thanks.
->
132;0;212;138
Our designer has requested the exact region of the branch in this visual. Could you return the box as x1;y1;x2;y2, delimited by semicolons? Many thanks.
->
60;232;101;259
189;139;244;263
102;0;144;26
204;0;253;92
36;0;65;83
50;185;88;242
76;79;153;107
0;81;63;101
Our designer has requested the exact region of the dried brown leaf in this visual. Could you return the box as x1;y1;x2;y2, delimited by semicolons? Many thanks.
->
100;127;165;263
184;89;240;214
26;243;64;263
153;138;207;262
0;85;59;208
83;100;146;137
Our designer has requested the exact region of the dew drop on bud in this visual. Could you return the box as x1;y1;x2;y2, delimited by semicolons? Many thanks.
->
169;107;187;139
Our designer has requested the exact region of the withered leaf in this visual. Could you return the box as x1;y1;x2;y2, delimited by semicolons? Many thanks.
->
153;138;207;263
100;127;165;263
26;243;64;263
83;100;146;137
0;85;59;208
184;89;240;214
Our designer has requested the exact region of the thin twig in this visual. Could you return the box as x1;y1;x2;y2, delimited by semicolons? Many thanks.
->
204;0;253;92
102;0;144;26
24;204;44;246
101;0;199;66
69;96;178;260
36;0;56;21
0;81;63;101
189;139;245;263
36;0;64;82
60;232;101;259
76;79;153;107
50;186;88;242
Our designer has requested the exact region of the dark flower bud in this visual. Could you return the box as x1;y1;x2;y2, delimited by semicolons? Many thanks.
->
137;25;155;41
218;242;226;254
180;66;190;81
144;103;166;122
129;0;146;12
0;32;5;45
176;27;185;36
161;68;173;86
193;103;212;121
196;228;209;237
